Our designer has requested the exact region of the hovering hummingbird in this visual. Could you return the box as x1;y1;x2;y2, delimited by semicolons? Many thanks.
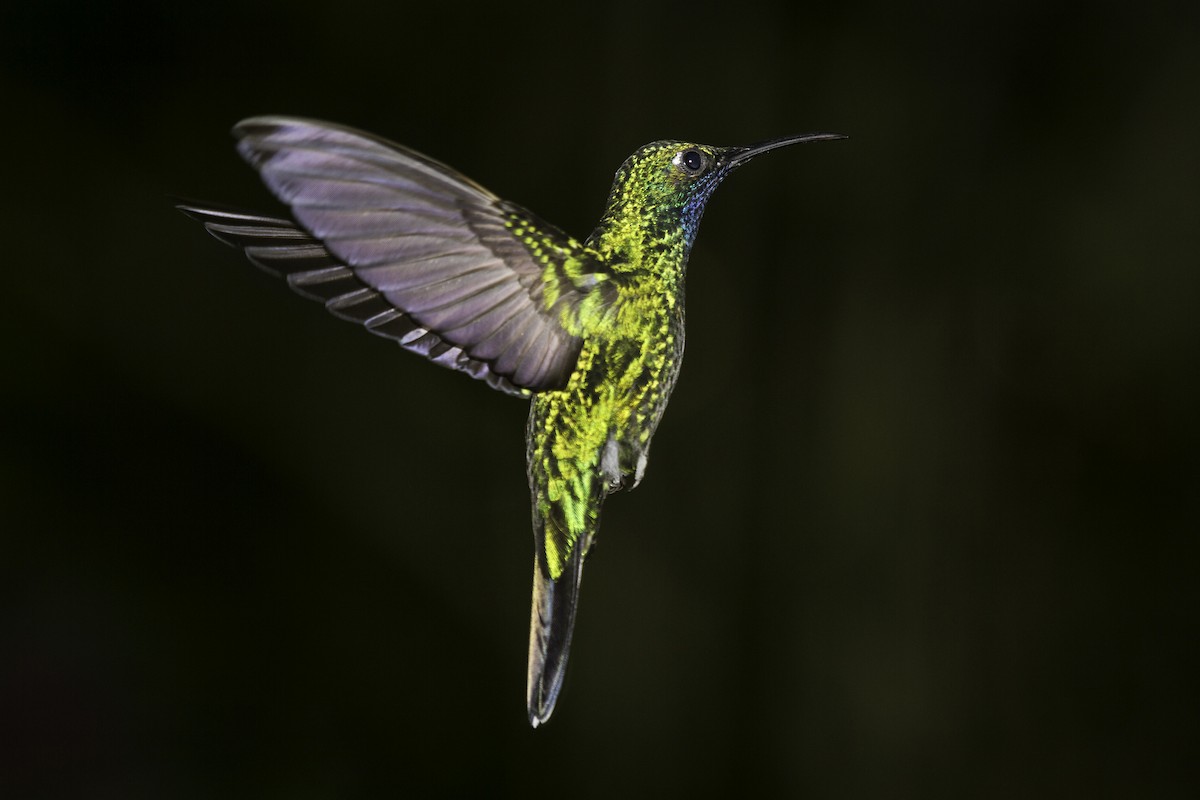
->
179;117;844;726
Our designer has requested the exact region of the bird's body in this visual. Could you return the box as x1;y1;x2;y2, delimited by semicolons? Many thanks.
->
179;118;842;726
522;168;692;718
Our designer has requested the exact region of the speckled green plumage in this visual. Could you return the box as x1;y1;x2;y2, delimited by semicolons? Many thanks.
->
521;142;803;726
178;118;844;730
522;143;698;583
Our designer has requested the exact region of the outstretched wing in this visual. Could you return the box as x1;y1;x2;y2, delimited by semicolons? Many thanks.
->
179;203;532;396
182;116;615;395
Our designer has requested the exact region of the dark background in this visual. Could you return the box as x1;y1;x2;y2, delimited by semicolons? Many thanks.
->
2;1;1197;797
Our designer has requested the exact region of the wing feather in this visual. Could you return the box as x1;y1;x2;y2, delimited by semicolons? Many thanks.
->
177;203;531;396
179;116;618;394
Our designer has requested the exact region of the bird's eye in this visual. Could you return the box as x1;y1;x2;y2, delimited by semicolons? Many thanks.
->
675;148;707;176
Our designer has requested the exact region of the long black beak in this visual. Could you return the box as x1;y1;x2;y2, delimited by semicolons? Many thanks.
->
727;133;847;167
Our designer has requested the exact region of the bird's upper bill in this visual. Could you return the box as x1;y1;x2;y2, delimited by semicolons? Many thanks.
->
726;132;847;168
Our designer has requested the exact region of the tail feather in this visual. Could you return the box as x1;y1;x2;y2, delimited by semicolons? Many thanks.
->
526;542;585;727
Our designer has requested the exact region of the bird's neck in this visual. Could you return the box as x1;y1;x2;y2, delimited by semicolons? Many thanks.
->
585;201;693;295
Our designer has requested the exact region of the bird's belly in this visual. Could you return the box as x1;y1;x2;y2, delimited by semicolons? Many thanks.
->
528;331;680;488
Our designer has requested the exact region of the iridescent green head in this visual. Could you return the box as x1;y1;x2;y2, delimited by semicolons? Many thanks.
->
599;133;846;251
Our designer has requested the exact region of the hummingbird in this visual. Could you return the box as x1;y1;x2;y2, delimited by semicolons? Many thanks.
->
178;117;844;726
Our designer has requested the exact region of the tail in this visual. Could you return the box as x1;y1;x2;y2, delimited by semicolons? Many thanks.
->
525;458;604;727
526;535;587;727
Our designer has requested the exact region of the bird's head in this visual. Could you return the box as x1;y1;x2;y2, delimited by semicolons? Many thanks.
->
597;133;846;253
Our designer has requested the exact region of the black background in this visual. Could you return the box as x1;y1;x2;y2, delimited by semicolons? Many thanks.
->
2;1;1197;797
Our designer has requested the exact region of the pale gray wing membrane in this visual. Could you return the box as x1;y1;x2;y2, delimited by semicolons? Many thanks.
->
232;117;586;391
176;202;531;397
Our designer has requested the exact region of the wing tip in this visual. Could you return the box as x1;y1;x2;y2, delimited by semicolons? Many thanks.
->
232;115;308;139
